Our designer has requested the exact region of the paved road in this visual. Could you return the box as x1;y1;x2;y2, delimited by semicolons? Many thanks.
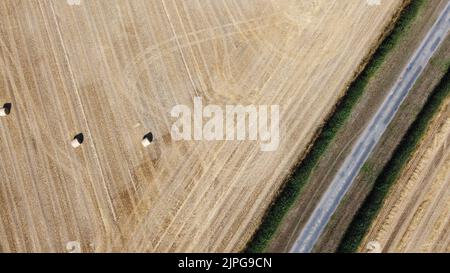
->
290;1;450;253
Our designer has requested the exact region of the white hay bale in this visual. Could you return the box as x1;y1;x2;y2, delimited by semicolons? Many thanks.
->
142;137;152;147
142;132;154;147
71;133;84;148
0;105;11;117
0;108;8;117
71;138;82;148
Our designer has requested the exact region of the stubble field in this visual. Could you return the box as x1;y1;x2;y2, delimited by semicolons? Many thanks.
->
361;97;450;253
0;0;402;252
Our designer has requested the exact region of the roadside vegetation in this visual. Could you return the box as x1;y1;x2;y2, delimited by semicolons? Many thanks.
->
338;67;450;253
245;0;426;253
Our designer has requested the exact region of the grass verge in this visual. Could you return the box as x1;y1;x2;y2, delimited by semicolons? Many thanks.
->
337;67;450;253
245;0;426;253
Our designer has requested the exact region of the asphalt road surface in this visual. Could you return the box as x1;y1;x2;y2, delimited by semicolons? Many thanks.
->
290;1;450;253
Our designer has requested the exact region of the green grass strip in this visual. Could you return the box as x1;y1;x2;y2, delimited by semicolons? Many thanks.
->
338;68;450;253
245;0;426;253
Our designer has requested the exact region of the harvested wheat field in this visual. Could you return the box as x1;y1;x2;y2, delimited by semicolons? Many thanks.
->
361;98;450;253
0;0;402;252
